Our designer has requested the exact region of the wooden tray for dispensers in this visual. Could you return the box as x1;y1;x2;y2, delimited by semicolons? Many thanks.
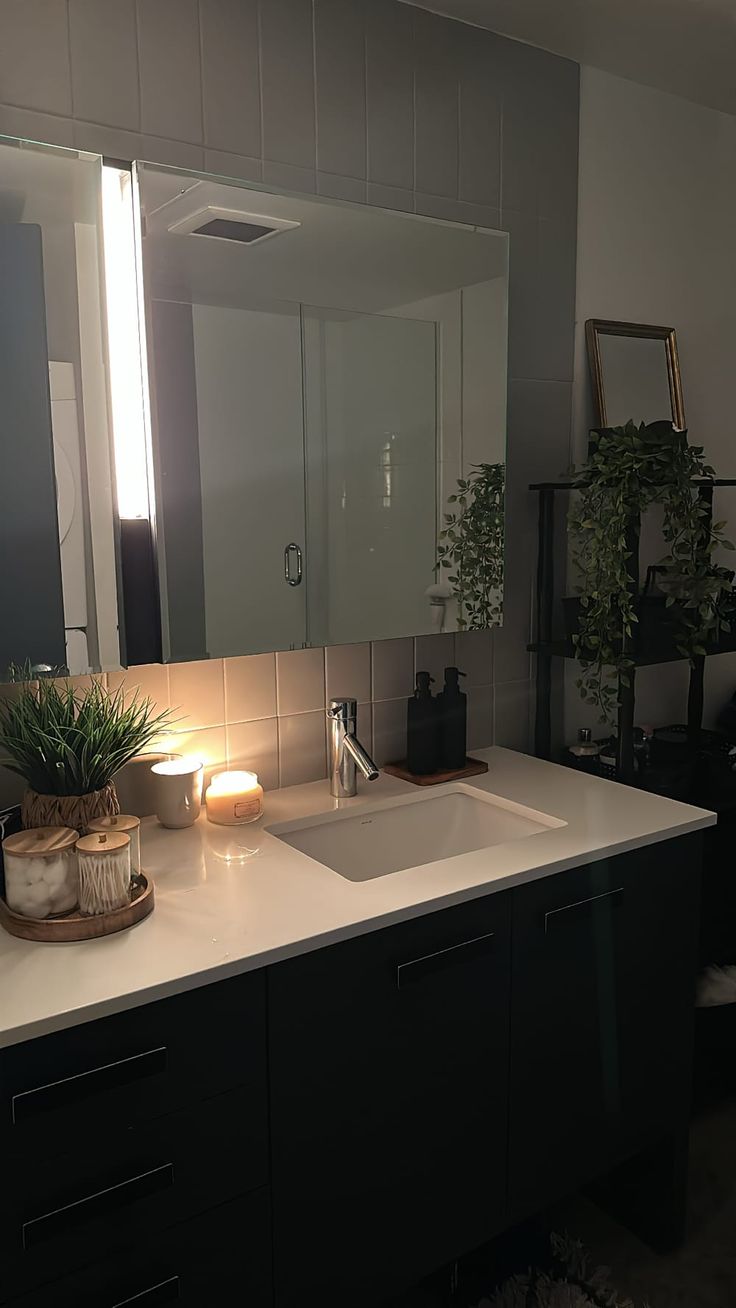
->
0;873;154;942
383;757;489;786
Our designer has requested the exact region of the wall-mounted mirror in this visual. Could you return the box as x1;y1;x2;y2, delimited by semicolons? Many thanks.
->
0;138;508;676
0;135;119;677
137;163;508;661
585;318;685;429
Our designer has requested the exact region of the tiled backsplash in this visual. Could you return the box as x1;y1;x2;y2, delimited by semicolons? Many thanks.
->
0;631;532;816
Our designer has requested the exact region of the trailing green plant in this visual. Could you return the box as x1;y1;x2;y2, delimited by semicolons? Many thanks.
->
568;420;735;722
0;675;176;796
437;462;504;629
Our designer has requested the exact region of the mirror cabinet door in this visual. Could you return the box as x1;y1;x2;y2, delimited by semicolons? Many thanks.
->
0;137;118;677
137;162;508;662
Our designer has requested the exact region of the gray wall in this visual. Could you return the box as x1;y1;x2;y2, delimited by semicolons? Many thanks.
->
0;0;579;754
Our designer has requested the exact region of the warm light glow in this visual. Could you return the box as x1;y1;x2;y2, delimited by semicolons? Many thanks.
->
101;165;151;520
151;756;204;777
209;770;259;794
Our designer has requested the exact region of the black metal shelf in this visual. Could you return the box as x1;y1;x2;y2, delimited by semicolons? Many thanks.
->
529;477;736;492
529;631;736;668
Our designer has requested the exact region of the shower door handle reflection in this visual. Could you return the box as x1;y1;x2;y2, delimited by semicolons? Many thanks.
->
284;543;303;586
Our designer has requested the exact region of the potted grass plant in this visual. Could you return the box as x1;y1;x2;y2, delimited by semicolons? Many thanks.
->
0;675;175;831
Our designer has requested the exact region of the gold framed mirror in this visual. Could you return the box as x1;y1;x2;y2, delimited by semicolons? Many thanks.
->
585;318;685;429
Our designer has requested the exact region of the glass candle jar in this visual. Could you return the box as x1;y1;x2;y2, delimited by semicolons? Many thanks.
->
2;827;79;918
76;831;131;915
205;771;264;825
87;814;141;875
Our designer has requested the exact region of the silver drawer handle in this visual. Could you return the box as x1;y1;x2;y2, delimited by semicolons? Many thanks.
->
397;930;495;988
112;1276;180;1305
284;542;303;586
544;886;624;934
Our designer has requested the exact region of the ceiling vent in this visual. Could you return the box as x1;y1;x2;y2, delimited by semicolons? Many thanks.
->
167;205;300;246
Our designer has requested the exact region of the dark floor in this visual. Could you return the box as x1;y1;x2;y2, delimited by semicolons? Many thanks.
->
389;1098;736;1308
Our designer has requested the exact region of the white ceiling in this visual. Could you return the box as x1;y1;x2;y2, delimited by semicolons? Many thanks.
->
403;0;736;118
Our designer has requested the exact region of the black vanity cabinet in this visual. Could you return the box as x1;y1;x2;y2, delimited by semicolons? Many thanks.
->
268;893;512;1308
0;830;703;1307
508;834;701;1223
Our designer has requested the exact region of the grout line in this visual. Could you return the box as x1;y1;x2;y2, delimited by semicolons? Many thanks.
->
196;0;206;147
134;0;144;134
132;0;143;133
362;22;368;182
311;0;319;174
256;0;265;161
65;0;75;119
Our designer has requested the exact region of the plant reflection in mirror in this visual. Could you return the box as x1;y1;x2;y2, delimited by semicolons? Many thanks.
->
437;462;504;630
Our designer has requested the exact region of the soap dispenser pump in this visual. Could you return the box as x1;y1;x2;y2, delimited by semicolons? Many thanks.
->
438;666;467;771
406;671;439;775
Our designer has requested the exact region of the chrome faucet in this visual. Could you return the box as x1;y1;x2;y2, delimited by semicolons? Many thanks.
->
327;697;379;799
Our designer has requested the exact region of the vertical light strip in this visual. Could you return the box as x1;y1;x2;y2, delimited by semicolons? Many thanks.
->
101;165;151;520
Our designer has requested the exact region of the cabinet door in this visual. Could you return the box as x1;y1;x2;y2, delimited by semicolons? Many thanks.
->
269;894;511;1307
508;834;701;1220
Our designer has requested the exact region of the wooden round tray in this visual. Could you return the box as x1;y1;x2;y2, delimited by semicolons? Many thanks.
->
0;873;154;942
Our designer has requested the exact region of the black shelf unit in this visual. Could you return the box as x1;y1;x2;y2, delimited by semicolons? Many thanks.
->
529;478;736;783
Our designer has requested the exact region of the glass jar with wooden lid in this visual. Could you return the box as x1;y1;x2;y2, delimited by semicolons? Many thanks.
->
76;831;131;916
86;814;141;875
2;827;79;919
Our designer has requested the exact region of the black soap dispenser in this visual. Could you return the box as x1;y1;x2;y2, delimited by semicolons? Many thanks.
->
407;671;439;775
438;666;467;771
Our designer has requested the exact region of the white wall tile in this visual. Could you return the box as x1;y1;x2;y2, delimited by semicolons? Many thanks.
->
414;634;456;688
259;0;316;168
169;658;225;729
227;717;279;790
0;105;74;147
0;0;71;116
225;654;277;723
494;679;533;753
276;648;325;716
279;711;327;786
372;697;406;767
372;638;414;702
200;0;260;157
455;630;493;687
69;0;140;130
137;0;202;143
325;643;371;706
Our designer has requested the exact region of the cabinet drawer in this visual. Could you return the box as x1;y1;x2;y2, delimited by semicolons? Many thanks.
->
0;971;265;1158
0;1084;268;1302
3;1192;272;1307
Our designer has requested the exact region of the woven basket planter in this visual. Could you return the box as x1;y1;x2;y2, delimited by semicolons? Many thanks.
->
21;781;120;833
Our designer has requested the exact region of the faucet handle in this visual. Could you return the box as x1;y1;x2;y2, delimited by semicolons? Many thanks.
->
327;697;357;721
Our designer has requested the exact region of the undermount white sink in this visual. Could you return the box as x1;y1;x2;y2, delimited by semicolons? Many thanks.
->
267;783;566;881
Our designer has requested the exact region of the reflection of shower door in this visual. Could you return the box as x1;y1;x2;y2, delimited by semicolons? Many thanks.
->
192;303;307;656
303;309;437;647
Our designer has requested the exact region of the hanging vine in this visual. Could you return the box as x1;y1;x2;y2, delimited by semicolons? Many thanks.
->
568;421;735;722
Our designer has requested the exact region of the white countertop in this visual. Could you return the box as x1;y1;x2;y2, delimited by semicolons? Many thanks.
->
0;748;715;1048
